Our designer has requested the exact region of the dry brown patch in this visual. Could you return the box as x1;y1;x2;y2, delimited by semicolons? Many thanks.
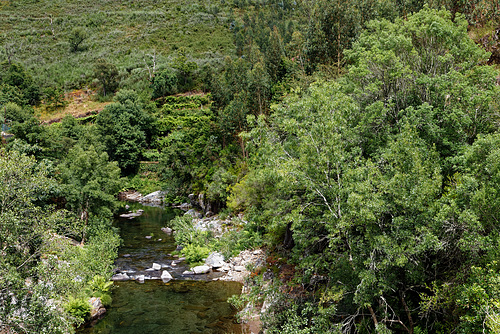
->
37;89;112;123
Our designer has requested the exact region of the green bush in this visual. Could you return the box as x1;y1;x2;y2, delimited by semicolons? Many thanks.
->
86;275;113;295
182;244;211;264
63;297;91;324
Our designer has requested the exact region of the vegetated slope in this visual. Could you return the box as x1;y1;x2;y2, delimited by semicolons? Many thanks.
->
0;0;233;88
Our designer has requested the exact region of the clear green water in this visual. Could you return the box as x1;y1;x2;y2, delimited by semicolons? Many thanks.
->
78;203;242;334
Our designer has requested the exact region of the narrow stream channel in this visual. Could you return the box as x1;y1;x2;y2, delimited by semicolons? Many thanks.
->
78;203;242;334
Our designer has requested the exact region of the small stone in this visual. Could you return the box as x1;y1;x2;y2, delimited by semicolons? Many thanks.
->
192;265;211;274
161;227;173;234
112;273;130;281
136;275;145;283
145;268;155;272
234;266;246;272
125;205;130;209
182;270;194;275
145;236;152;239
158;239;162;241
152;263;161;270
123;254;131;258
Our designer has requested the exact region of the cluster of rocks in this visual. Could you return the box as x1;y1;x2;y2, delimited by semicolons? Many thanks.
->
119;209;144;219
184;210;247;238
118;190;166;206
218;249;266;283
88;297;106;321
112;262;173;283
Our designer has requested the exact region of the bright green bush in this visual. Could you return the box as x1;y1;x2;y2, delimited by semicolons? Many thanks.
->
63;297;91;324
181;244;211;264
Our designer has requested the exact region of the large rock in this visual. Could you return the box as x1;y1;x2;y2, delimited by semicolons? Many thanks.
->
161;270;173;282
192;265;211;274
119;210;143;219
205;252;225;269
139;191;165;205
89;297;106;319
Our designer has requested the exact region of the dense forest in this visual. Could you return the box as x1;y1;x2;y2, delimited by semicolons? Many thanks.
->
1;0;500;333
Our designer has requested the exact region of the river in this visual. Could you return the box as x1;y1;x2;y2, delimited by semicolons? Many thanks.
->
78;203;242;334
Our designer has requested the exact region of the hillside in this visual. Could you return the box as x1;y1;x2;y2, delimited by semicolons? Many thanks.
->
0;0;233;89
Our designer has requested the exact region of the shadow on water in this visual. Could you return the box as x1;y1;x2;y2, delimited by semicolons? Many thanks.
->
78;203;242;334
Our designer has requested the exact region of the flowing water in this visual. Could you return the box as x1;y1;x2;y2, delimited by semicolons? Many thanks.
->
78;203;242;334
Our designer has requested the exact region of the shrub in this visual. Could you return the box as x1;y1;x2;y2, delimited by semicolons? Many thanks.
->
181;244;211;264
63;297;91;324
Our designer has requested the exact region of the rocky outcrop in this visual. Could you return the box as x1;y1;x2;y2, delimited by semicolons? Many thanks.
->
89;297;106;320
119;209;144;219
140;191;165;205
192;265;211;274
118;190;166;206
218;249;265;283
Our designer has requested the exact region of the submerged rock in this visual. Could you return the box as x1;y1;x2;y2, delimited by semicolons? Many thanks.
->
161;227;173;234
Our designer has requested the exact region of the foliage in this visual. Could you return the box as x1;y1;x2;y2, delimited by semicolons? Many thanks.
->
68;27;88;53
181;244;211;265
63;297;91;324
96;90;156;174
58;145;121;228
151;68;178;99
170;215;211;247
93;59;119;97
0;62;40;106
240;20;500;327
0;149;76;332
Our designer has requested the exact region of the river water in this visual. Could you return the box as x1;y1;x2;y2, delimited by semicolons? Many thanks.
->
78;203;242;334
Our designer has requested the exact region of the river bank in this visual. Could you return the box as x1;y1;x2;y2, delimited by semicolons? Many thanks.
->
78;203;246;334
115;191;267;333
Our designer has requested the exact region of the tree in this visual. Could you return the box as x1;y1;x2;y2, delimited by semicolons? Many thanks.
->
67;27;88;52
150;68;178;99
95;90;156;174
171;47;198;91
93;59;119;97
58;144;121;241
0;149;75;333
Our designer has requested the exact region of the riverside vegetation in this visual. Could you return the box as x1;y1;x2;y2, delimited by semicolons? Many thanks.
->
1;0;500;333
